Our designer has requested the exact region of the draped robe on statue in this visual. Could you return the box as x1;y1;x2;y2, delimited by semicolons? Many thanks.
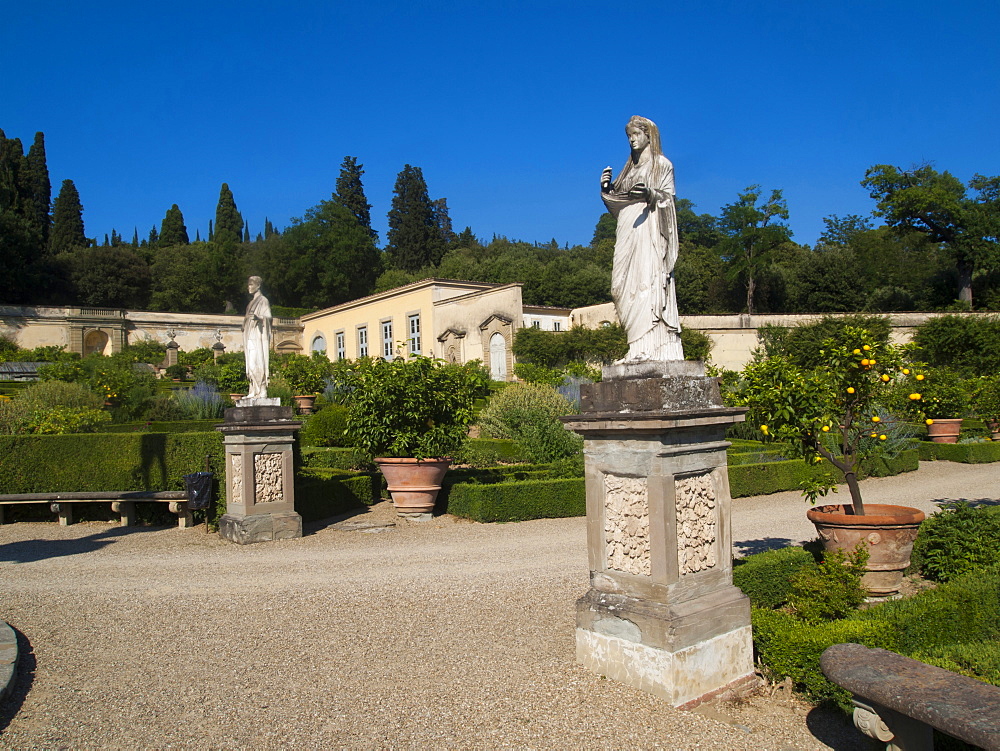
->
243;293;272;399
602;153;683;361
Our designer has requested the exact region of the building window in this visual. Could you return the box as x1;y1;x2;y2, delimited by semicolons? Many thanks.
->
382;320;393;358
311;334;326;354
553;321;561;331
531;320;540;329
408;314;421;355
335;331;346;361
357;326;368;358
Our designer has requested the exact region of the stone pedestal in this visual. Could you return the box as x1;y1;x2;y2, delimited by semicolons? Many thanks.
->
562;361;754;707
216;405;302;544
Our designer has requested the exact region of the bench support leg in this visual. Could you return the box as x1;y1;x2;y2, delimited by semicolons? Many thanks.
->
0;505;4;525
111;501;135;527
169;501;193;529
50;503;73;526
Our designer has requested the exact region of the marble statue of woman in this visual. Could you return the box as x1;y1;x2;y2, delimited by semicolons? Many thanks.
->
601;115;684;362
243;275;272;400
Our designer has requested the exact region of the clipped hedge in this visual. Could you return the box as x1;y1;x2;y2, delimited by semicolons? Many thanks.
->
295;468;378;522
99;420;222;434
301;446;373;471
446;477;585;522
732;546;815;609
0;431;227;523
728;448;919;498
454;438;526;465
753;565;1000;709
918;440;1000;464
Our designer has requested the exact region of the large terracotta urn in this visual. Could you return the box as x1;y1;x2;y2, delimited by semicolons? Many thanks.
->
806;504;925;597
375;458;451;515
294;395;316;415
925;418;962;443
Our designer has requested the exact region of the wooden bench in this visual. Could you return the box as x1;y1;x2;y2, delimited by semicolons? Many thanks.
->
0;491;193;528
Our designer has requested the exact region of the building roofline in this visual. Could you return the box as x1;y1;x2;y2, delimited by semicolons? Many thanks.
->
300;278;501;321
431;282;523;306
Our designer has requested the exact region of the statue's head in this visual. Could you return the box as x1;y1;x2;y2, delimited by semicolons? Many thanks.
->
625;115;662;157
248;275;262;294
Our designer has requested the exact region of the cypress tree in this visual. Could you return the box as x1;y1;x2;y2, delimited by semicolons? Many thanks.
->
386;164;445;271
208;220;214;242
25;132;51;245
148;225;159;245
243;219;250;243
213;183;243;248
159;204;189;246
195;228;201;242
432;197;457;246
0;131;44;302
132;227;139;247
50;179;87;253
103;233;110;247
334;156;377;243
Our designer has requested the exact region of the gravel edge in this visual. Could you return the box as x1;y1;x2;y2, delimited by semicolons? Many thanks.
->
0;621;16;702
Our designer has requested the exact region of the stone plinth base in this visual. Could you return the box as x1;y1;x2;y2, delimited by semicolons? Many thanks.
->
576;626;754;708
218;511;302;544
236;396;281;407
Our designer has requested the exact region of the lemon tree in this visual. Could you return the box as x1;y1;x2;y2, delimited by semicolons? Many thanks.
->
736;327;924;515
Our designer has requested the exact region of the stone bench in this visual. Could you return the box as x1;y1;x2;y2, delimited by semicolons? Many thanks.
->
821;642;1000;750
0;491;193;528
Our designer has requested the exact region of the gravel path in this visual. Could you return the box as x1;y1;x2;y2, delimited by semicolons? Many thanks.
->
0;460;995;750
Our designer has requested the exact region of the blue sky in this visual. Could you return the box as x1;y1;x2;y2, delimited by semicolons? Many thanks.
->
4;1;998;249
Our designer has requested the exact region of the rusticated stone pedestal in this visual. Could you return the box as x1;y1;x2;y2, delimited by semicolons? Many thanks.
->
216;405;302;544
562;361;754;707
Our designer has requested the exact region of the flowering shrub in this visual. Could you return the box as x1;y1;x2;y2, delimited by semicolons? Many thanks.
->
734;326;924;514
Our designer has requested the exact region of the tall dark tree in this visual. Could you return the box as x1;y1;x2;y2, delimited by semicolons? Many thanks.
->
148;225;159;245
718;185;792;315
213;183;243;248
264;199;381;308
432;197;457;246
862;164;1000;306
334;156;377;243
159;204;189;246
50;179;86;254
386;164;445;271
0;131;42;301
66;246;151;308
25;132;51;245
210;183;244;310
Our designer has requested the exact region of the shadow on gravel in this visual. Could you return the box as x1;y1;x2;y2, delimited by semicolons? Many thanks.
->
733;537;795;556
0;627;35;733
931;497;999;508
805;704;870;750
302;505;377;536
0;526;143;564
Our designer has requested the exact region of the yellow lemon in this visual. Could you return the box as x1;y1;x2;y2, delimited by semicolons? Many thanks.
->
872;416;880;422
881;374;890;382
821;425;830;432
813;456;823;463
860;358;870;366
853;349;862;355
870;432;878;438
910;393;921;400
902;368;910;375
879;434;887;441
863;345;871;351
869;359;876;365
916;374;924;381
846;387;855;394
926;419;934;425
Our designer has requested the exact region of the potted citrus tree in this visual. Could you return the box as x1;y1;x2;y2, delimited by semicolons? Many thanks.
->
972;374;1000;440
345;356;489;515
916;368;970;443
278;353;330;415
737;327;926;596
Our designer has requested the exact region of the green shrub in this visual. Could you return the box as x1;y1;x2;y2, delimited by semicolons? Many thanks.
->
911;503;1000;582
300;404;351;447
16;380;104;410
300;446;374;471
912;313;1000;377
98;420;222;433
512;362;564;387
172;382;226;419
751;607;901;708
452;438;526;467
732;547;814;609
911;640;1000;685
0;380;111;435
914;368;972;419
446;477;585;522
178;347;215;370
755;315;892;369
143;394;186;421
39;353;157;422
918;440;1000;463
295;469;377;521
680;327;713;362
971;374;1000;424
786;545;868;624
478;382;576;439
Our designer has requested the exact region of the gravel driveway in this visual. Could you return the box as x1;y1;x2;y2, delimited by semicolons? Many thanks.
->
0;460;995;750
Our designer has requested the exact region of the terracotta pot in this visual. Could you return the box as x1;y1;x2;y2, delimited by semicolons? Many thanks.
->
988;420;1000;442
294;395;316;415
926;418;962;443
375;458;450;514
806;503;925;597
